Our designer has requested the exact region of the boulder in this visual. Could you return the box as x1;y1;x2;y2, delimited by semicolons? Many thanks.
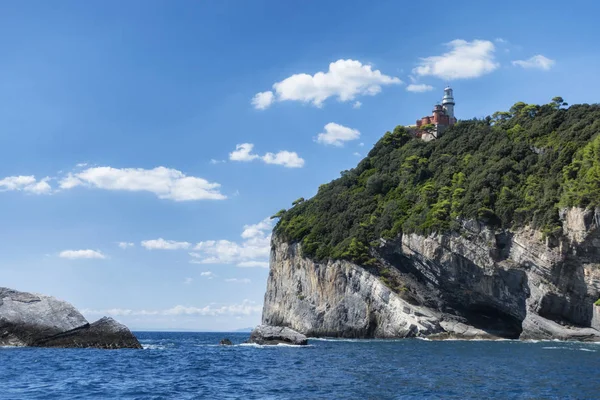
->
37;317;142;349
248;325;308;345
0;287;141;349
219;338;233;346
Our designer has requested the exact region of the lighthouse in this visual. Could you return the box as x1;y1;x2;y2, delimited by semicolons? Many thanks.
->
442;86;455;121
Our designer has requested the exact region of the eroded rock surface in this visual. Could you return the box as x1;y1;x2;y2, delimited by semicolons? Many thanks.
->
248;325;308;345
262;207;600;341
0;288;141;349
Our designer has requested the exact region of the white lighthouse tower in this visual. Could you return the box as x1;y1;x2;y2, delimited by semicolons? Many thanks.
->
442;86;455;121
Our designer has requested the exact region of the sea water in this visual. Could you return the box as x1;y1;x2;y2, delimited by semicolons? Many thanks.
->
1;332;599;399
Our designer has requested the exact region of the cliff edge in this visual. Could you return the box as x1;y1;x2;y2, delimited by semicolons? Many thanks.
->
262;207;600;341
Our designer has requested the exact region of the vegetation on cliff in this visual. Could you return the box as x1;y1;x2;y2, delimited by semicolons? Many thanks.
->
274;99;600;263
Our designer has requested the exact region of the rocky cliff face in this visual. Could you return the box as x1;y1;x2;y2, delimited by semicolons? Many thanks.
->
262;207;600;341
0;288;142;349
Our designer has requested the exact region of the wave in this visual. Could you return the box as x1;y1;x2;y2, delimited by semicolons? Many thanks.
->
238;342;313;348
142;344;167;350
542;346;596;352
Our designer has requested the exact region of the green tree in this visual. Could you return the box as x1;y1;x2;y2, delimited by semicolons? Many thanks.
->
292;197;305;206
270;209;287;219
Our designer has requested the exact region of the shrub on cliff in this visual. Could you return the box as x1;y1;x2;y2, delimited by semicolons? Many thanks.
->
275;100;600;263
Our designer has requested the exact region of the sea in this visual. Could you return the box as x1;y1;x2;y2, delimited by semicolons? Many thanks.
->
1;332;599;399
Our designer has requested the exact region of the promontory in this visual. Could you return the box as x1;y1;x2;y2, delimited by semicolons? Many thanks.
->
261;98;600;341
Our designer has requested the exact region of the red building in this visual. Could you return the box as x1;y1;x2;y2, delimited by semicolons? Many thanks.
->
414;86;456;141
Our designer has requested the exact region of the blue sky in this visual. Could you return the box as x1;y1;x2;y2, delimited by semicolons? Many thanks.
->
1;0;599;331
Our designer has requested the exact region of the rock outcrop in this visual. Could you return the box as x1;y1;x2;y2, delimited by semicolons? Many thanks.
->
262;207;600;341
248;325;308;345
0;288;142;349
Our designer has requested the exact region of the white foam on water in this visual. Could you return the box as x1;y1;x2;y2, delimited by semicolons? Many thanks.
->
142;344;166;350
238;342;312;348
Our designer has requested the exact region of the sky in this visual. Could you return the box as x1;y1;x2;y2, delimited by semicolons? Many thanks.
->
1;0;599;331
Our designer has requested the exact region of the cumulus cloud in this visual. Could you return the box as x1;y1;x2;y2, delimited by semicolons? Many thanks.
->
262;151;304;168
0;175;52;195
229;143;304;168
352;101;362;109
512;55;555;70
59;249;106;259
118;242;135;249
406;84;434;93
229;143;260;162
189;218;272;267
252;59;401;109
413;39;499;80
81;299;262;317
141;238;191;250
251;91;275;110
316;122;360;147
59;166;225;201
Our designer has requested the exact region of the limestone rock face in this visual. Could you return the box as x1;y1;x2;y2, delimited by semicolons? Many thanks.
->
0;288;141;349
248;325;308;345
262;207;600;341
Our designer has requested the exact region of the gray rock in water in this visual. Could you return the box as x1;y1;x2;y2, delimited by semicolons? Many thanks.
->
248;325;308;345
37;317;142;349
0;287;141;349
219;338;233;346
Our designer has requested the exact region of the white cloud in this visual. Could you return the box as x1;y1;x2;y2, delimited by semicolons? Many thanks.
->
352;101;362;109
359;142;364;147
512;55;555;71
59;166;225;201
229;143;260;162
190;218;272;267
200;271;216;279
141;238;191;250
253;59;401;109
262;151;304;168
251;91;275;110
353;152;361;157
0;175;52;195
316;122;360;147
59;249;106;260
225;278;251;284
413;39;499;80
406;84;434;93
229;143;304;168
209;159;225;165
237;261;269;268
183;277;193;285
495;38;508;44
118;242;135;249
81;299;262;317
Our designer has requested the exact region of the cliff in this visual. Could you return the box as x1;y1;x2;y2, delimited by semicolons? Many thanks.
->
263;101;600;341
263;207;600;341
0;287;142;349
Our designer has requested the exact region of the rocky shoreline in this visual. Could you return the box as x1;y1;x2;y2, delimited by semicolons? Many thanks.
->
0;287;141;349
261;207;600;342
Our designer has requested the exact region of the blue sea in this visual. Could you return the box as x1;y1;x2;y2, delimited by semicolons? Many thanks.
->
1;332;599;399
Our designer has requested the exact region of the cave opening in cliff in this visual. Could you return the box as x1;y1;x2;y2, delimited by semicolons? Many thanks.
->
462;305;524;339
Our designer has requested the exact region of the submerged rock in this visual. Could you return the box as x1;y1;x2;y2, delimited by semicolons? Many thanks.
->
248;325;308;345
0;287;141;349
219;338;233;345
